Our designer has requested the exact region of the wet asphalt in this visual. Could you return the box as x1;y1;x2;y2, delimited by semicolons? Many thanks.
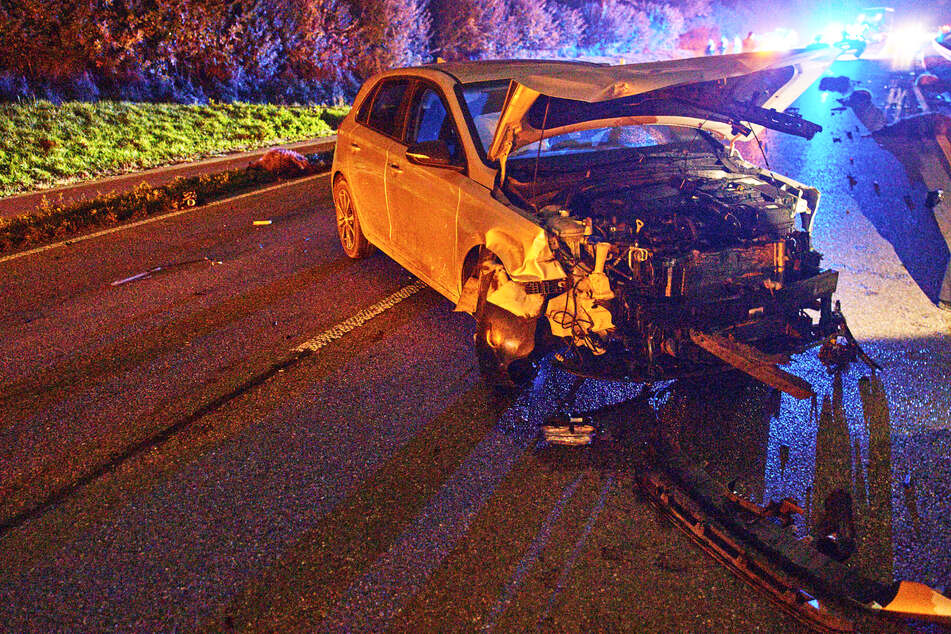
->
0;59;949;632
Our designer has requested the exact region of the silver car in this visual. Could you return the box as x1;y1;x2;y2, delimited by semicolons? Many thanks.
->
331;52;842;398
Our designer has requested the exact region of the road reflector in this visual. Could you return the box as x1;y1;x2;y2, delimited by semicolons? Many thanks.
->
253;220;272;226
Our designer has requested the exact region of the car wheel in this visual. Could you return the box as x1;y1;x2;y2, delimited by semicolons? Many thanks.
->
333;177;373;259
473;263;541;397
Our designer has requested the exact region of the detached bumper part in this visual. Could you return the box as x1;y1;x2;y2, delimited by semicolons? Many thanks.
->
541;415;596;446
877;581;951;623
690;330;814;399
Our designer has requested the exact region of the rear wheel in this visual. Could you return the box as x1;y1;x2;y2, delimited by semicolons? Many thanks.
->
333;177;372;259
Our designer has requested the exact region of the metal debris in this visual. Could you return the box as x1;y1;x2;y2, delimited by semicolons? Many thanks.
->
689;330;812;399
812;488;856;562
925;189;944;208
541;415;596;446
110;257;222;286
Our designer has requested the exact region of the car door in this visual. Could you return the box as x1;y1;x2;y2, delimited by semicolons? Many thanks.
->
347;78;411;246
385;82;466;296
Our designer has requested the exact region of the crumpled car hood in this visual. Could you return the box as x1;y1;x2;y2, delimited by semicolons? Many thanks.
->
487;48;837;163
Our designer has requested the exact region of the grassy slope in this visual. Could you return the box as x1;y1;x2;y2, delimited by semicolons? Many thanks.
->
0;101;347;197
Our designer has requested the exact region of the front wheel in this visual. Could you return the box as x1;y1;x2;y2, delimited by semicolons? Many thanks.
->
473;263;543;396
333;177;373;259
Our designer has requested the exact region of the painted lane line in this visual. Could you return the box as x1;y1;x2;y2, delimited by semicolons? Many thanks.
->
483;474;585;633
0;281;425;536
294;280;427;354
537;475;615;627
0;173;327;266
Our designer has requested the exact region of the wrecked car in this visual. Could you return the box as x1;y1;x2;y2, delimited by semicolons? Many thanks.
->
331;51;842;398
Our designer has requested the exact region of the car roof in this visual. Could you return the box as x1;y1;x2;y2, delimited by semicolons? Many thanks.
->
418;59;608;85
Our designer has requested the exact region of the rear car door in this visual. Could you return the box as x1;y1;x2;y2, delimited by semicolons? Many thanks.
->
347;78;411;245
385;82;467;295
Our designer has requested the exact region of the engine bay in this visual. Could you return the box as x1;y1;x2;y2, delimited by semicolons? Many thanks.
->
498;149;838;389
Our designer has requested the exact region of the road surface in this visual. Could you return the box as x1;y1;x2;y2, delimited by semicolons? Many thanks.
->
0;59;948;631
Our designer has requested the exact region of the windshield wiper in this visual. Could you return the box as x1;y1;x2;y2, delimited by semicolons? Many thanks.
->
676;97;822;140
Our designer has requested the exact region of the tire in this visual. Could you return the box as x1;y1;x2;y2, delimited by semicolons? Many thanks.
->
333;177;373;259
473;263;541;397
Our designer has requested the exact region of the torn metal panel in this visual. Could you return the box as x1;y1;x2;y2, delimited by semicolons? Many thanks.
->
690;330;814;400
483;227;564;282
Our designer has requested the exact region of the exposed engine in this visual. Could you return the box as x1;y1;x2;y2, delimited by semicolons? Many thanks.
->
510;163;838;387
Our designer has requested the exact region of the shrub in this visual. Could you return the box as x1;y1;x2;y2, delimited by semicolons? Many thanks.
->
0;0;714;104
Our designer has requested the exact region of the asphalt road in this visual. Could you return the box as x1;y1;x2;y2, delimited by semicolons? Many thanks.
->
0;59;949;632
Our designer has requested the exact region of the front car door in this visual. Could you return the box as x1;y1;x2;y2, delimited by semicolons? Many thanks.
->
347;78;411;245
385;82;467;297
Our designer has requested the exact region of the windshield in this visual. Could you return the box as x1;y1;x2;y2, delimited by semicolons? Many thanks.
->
509;125;714;158
461;82;722;161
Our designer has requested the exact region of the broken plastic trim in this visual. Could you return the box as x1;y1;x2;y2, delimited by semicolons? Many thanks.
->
649;436;951;627
637;468;855;632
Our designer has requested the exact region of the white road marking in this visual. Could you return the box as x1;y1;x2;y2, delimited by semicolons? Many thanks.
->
293;280;427;354
0;173;327;266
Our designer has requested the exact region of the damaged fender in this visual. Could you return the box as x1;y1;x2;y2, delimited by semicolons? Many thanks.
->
455;227;565;316
463;248;559;387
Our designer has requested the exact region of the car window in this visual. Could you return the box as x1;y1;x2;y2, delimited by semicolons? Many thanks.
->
366;79;410;137
461;82;509;155
355;86;376;124
510;125;705;158
407;87;462;161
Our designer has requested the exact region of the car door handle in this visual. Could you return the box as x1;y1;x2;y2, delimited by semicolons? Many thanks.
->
389;162;402;173
350;142;361;151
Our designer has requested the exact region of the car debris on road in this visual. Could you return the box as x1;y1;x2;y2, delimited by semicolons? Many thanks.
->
925;188;944;208
109;257;222;286
637;433;951;630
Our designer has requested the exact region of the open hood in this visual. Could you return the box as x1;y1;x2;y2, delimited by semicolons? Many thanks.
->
487;48;837;164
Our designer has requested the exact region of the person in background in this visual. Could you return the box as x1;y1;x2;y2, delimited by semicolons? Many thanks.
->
705;39;716;55
718;36;728;55
742;31;756;52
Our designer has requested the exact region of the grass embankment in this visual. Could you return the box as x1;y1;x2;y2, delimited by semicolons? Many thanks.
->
0;154;331;254
0;101;347;197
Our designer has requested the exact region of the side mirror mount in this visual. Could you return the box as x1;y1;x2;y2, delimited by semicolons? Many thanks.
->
405;140;463;171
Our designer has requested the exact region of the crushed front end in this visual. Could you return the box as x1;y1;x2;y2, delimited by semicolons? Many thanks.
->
505;146;841;397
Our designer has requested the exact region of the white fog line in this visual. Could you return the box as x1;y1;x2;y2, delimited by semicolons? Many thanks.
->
293;280;427;354
0;173;327;266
